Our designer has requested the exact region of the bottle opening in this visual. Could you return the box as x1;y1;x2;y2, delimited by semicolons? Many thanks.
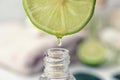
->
47;48;69;59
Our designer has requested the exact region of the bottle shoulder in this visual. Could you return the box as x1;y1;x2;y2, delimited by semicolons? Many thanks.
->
40;74;76;80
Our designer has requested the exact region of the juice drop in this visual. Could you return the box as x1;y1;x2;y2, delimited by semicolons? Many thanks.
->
57;38;62;47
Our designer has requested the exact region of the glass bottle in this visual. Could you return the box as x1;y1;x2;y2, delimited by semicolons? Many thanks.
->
40;48;75;80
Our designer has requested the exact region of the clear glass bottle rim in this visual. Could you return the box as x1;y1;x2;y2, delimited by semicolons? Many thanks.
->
47;48;69;58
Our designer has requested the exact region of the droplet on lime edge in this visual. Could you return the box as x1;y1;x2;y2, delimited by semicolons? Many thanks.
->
57;37;62;47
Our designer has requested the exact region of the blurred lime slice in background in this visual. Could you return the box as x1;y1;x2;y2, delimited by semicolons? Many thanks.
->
23;0;96;38
77;39;106;66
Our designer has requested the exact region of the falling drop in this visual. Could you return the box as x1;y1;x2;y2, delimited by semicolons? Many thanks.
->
57;38;62;47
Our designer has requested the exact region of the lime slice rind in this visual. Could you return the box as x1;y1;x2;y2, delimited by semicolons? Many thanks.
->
77;39;106;66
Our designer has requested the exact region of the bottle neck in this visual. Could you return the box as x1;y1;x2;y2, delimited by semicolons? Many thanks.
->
44;48;70;79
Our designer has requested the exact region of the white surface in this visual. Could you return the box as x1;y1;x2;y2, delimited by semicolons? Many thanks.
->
0;68;39;80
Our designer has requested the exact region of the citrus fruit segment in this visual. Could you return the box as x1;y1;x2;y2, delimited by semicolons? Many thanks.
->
77;39;106;66
23;0;96;38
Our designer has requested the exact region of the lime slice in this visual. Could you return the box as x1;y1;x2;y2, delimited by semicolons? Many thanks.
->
23;0;96;38
77;39;106;66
